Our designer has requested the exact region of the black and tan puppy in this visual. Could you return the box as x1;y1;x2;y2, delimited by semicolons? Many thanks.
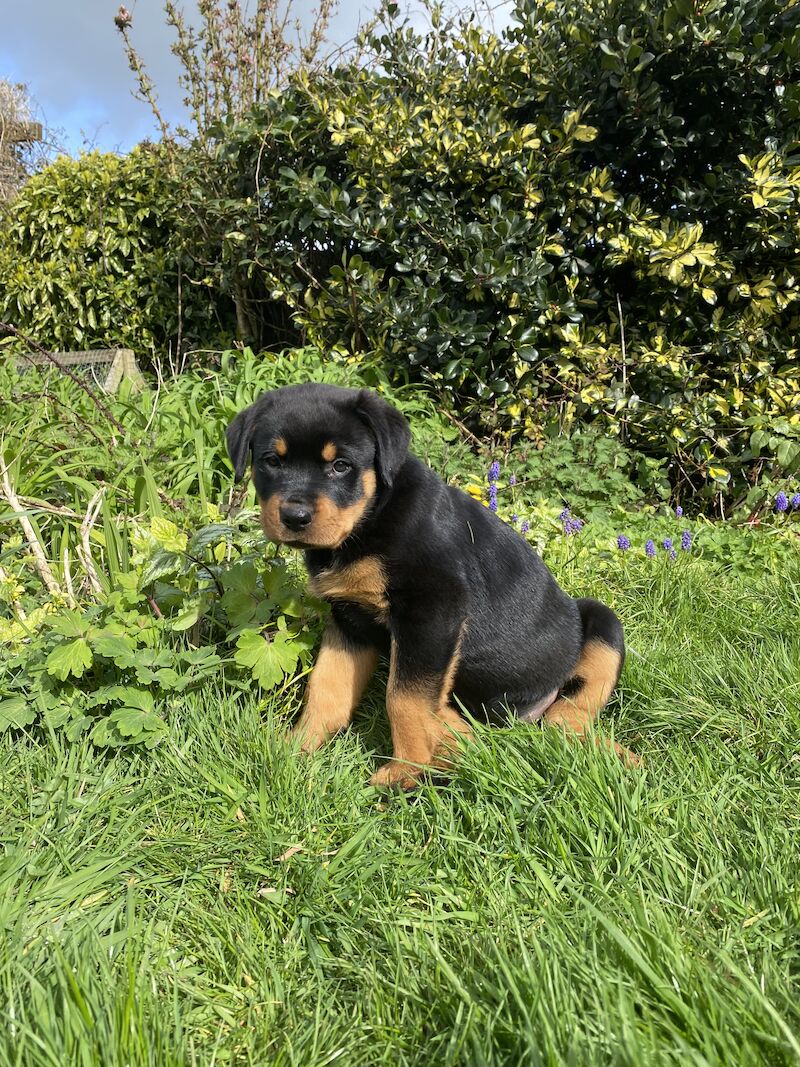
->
227;383;636;788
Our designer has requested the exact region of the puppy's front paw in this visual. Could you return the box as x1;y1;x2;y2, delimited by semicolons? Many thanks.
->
613;741;642;768
288;726;326;755
369;761;421;790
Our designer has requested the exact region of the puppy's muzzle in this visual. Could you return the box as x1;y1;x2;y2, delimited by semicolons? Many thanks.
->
279;500;314;533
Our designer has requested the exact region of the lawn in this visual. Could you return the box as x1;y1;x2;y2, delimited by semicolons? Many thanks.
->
3;549;799;1066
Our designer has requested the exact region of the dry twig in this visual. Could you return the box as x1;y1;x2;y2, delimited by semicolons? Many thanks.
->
0;458;62;596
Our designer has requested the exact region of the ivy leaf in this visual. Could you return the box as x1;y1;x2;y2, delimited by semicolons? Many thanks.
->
111;705;158;737
180;647;222;668
0;697;37;731
170;598;204;632
221;562;258;595
65;716;93;741
45;638;93;680
221;562;261;626
49;609;92;638
92;633;138;665
234;628;301;689
105;688;167;742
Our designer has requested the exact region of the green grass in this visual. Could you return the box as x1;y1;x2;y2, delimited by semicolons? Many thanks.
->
2;554;799;1066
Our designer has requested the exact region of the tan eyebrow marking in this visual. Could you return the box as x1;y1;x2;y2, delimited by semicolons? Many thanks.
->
321;442;337;462
274;437;288;457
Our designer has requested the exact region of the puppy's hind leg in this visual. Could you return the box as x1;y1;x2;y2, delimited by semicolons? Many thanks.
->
544;599;639;766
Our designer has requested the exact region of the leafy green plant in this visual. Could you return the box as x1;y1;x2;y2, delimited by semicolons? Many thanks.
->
0;147;226;361
0;509;319;745
200;0;800;508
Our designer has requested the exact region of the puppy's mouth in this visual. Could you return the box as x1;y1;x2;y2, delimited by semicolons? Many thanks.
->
259;482;375;551
275;530;350;551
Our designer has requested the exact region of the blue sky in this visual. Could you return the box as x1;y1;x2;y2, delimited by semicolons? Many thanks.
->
1;1;384;156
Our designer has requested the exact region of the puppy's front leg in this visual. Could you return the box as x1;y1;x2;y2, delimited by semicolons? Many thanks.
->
291;620;378;753
370;606;470;790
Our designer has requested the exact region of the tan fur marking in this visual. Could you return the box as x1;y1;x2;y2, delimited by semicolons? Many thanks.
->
291;621;378;753
312;469;376;547
439;621;467;713
310;556;389;621
258;469;377;548
370;637;471;789
274;437;288;457
544;639;638;766
321;441;337;462
259;495;282;540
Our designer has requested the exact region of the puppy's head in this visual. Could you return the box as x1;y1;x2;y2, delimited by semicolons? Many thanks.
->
226;383;410;549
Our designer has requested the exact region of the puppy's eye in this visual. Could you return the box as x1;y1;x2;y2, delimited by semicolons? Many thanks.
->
263;456;281;469
331;459;352;475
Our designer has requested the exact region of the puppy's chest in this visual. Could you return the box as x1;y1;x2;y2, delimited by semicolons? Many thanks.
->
308;555;390;623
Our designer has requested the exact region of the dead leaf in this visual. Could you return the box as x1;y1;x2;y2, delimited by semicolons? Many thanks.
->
275;845;303;862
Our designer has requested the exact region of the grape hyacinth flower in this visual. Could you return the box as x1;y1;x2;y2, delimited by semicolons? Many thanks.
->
560;508;583;536
521;520;530;533
791;493;800;510
775;491;789;512
662;537;673;552
488;484;498;513
511;514;519;525
681;530;692;551
617;534;631;552
645;539;656;558
488;461;501;484
508;474;517;486
675;505;683;518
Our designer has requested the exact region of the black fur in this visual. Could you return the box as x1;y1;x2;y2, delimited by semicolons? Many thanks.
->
226;383;625;724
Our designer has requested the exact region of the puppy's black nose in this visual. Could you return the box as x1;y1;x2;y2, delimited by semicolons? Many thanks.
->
280;502;313;532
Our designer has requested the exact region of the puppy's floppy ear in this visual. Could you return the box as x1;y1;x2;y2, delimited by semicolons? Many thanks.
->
226;391;277;481
355;390;411;488
226;406;254;482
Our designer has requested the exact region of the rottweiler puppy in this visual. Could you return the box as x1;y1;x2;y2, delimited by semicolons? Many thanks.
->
227;383;636;788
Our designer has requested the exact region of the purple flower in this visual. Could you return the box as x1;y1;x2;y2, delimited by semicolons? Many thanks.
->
662;537;673;552
669;549;677;560
488;484;498;512
675;505;683;518
511;513;519;525
681;529;692;551
559;506;584;536
775;491;789;512
508;474;517;486
791;493;800;510
488;461;501;484
521;520;530;533
645;539;656;558
617;535;631;551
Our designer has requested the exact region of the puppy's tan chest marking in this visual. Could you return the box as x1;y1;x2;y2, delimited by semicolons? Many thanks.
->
310;556;389;621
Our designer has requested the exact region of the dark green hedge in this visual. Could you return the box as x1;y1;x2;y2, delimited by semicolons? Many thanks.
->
2;0;799;506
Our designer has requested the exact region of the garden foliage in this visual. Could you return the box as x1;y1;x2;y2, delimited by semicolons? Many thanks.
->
0;146;228;358
2;0;800;505
2;347;798;748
